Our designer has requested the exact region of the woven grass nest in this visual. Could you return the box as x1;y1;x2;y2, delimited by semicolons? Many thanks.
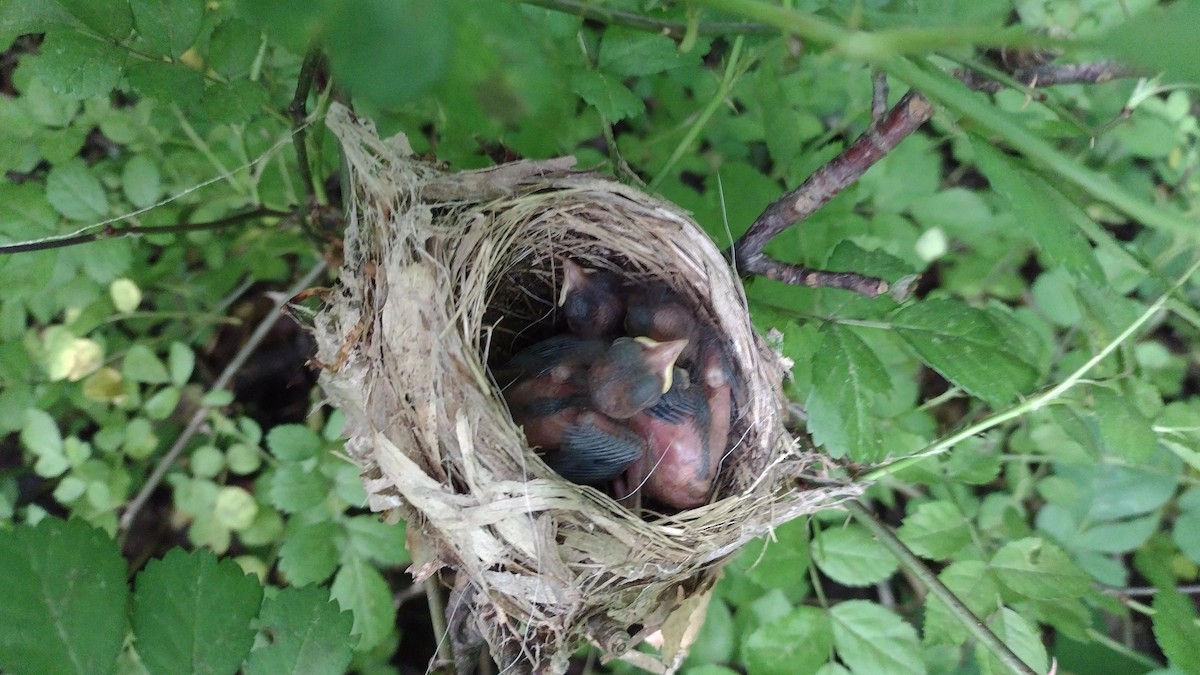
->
311;103;863;673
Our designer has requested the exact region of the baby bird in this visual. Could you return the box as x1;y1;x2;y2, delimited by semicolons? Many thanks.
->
624;372;731;509
559;259;625;339
587;337;688;419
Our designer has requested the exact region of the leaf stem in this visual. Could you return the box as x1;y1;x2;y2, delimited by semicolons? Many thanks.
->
864;255;1200;481
845;500;1038;675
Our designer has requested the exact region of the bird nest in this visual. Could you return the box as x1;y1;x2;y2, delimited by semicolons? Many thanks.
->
310;103;863;673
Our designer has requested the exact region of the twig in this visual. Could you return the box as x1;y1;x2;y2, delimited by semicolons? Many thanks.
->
0;206;294;255
871;70;889;122
1103;584;1200;597
117;258;329;540
730;61;1137;287
290;48;325;228
846;500;1037;675
741;256;890;296
516;0;775;38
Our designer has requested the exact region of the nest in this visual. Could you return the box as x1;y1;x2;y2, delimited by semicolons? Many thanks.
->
310;103;863;674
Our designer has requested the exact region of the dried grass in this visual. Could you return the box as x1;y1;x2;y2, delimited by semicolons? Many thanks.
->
310;103;863;674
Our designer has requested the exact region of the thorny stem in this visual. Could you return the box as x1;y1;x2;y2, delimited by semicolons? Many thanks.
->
118;259;329;541
0;206;294;255
846;500;1038;675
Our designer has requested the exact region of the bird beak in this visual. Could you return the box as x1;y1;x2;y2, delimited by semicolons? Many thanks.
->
558;258;586;307
633;336;689;392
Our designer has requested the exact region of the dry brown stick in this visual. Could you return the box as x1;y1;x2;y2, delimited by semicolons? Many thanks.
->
731;60;1135;295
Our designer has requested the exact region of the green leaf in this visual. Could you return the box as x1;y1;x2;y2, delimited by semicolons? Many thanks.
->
244;586;356;675
278;521;340;586
896;500;971;560
143;386;180;420
892;299;1039;406
1151;586;1200;674
46;158;108;222
344;516;409;566
811;525;898;587
1102;3;1200;85
29;32;125;99
207;18;262;79
990;537;1090;600
569;68;644;121
266;424;322;462
975;608;1048;675
971;137;1103;283
168;342;194;385
129;0;203;57
124;61;205;108
21;408;63;457
923;561;1000;646
1092;385;1158;462
213;486;258;531
598;26;695;77
0;518;127;675
829;601;923;675
122;344;170;383
268;464;330;513
52;0;133;39
743;606;832;675
330;555;396;653
325;0;452;107
805;324;889;461
132;548;263;675
196;78;268;124
121;155;161;209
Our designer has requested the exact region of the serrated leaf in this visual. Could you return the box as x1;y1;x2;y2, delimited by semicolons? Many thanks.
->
805;324;889;461
266;424;322;462
122;344;170;383
971;137;1103;282
121;155;161;209
132;548;263;675
598;26;694;77
129;0;202;57
213;486;258;531
892;299;1039;406
990;537;1090;600
1152;587;1200;674
975;608;1048;675
46;158;108;221
330;555;396;653
896;500;971;560
0;518;127;675
52;0;132;39
743;606;832;675
278;521;340;586
344;516;409;566
570;68;644;121
196;78;268;124
829;601;923;675
1092;385;1158;461
244;586;356;675
811;525;898;587
924;561;1000;646
30;32;125;99
268;464;330;513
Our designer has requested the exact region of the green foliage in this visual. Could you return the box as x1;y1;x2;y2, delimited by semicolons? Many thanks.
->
0;519;354;675
2;0;1199;673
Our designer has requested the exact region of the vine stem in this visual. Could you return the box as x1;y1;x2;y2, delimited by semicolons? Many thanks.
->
864;255;1200;481
845;501;1038;675
118;259;329;541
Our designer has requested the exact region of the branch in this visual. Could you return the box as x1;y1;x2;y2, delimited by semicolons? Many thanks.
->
731;60;1136;291
0;206;294;255
290;47;324;222
517;0;774;38
846;500;1038;675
